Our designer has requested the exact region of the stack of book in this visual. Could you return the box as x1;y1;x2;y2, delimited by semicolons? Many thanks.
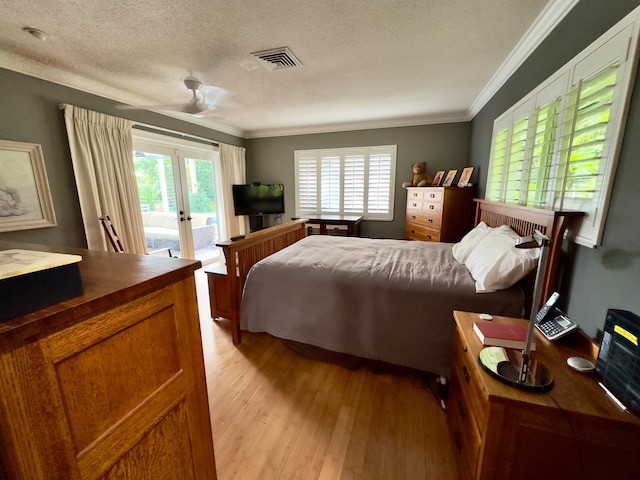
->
473;320;536;350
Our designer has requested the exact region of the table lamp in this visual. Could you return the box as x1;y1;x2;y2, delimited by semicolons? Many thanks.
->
478;230;554;392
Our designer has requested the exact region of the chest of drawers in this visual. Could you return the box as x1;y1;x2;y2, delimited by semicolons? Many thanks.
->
405;186;476;242
447;311;640;480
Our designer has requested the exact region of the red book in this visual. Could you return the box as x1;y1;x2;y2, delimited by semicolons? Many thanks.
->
473;321;536;351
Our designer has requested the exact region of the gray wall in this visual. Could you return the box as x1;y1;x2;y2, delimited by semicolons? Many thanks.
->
469;0;640;339
246;123;471;238
0;67;244;248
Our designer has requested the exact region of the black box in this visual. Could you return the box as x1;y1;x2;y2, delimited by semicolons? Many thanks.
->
0;254;84;321
595;309;640;415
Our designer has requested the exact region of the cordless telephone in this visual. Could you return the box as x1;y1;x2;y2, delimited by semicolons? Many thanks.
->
535;292;578;341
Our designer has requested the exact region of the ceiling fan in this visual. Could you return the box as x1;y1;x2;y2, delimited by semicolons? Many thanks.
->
120;76;228;118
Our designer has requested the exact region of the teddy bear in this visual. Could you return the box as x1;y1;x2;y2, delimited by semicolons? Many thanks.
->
402;162;433;188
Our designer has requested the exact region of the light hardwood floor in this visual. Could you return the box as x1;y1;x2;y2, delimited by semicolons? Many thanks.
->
194;269;461;480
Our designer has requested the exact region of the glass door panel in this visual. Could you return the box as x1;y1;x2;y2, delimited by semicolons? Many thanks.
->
179;156;222;263
133;143;224;265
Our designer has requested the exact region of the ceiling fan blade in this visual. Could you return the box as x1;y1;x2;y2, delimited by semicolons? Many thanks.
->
200;85;229;109
115;76;229;118
192;110;226;120
115;102;195;113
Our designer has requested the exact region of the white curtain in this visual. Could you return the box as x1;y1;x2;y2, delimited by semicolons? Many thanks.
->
219;143;248;238
64;105;147;254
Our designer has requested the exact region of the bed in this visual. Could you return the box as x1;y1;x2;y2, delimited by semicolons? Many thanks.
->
215;200;582;375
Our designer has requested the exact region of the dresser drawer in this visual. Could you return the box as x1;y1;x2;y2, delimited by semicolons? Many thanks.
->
406;212;442;229
407;189;426;200
421;201;443;214
405;223;440;242
452;327;487;431
423;189;444;203
406;199;424;211
447;374;482;477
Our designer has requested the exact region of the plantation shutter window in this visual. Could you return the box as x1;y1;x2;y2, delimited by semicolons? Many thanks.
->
296;154;318;212
484;11;640;247
343;155;365;213
321;156;341;212
527;97;561;208
487;125;509;201
367;153;393;215
295;145;396;221
504;114;530;204
555;63;619;209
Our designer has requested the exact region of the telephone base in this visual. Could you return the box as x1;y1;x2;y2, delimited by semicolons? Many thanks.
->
479;347;554;392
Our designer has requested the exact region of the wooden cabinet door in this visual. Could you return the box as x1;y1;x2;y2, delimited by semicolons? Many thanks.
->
0;279;216;479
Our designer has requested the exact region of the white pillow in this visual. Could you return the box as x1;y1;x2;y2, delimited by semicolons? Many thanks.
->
452;221;493;264
464;225;540;293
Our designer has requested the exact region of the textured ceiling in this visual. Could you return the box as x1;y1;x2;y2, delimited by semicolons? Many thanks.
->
0;0;577;138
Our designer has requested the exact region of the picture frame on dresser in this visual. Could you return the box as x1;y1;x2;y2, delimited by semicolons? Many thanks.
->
431;170;445;186
0;140;56;233
458;166;474;187
442;169;458;187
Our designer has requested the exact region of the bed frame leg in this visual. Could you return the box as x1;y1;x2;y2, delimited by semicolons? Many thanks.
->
231;316;242;345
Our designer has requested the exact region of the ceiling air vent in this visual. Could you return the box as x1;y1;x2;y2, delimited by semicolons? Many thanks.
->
251;47;302;70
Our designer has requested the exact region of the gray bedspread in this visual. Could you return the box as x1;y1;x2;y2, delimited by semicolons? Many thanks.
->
240;235;525;376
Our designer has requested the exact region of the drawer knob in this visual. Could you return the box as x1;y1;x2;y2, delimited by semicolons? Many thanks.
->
429;205;434;210
454;431;463;452
411;229;415;234
428;219;433;223
462;365;470;383
426;235;432;240
412;215;416;220
430;193;435;198
457;399;467;419
412;203;418;207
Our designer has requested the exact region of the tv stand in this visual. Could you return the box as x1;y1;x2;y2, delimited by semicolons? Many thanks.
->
249;215;265;232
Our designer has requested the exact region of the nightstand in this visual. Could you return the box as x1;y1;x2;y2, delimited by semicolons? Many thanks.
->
447;310;640;480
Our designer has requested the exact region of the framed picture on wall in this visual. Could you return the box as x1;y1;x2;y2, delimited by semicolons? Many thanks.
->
431;170;445;186
442;169;458;187
458;166;474;187
0;140;56;233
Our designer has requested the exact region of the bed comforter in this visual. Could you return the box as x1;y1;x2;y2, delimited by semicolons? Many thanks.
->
241;235;525;376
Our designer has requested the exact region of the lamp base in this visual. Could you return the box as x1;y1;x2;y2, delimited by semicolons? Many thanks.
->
478;346;554;392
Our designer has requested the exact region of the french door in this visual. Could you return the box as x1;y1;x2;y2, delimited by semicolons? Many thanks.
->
132;131;225;265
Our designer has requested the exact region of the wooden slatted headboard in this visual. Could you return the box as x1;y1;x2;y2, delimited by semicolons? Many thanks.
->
474;199;583;313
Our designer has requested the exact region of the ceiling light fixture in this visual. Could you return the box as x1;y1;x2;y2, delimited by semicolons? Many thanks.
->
23;27;49;41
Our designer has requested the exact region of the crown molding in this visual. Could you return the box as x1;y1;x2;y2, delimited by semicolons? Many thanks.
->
243;111;472;139
468;0;580;118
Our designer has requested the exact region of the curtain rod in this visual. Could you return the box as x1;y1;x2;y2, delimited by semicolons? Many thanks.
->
132;123;219;147
58;103;219;147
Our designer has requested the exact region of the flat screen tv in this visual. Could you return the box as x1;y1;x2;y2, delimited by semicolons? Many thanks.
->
232;183;285;216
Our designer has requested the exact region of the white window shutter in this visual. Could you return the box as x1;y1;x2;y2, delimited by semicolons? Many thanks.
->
484;9;640;247
294;146;396;220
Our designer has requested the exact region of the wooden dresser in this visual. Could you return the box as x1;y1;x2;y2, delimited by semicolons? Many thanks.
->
448;310;640;480
0;242;216;480
405;186;477;242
